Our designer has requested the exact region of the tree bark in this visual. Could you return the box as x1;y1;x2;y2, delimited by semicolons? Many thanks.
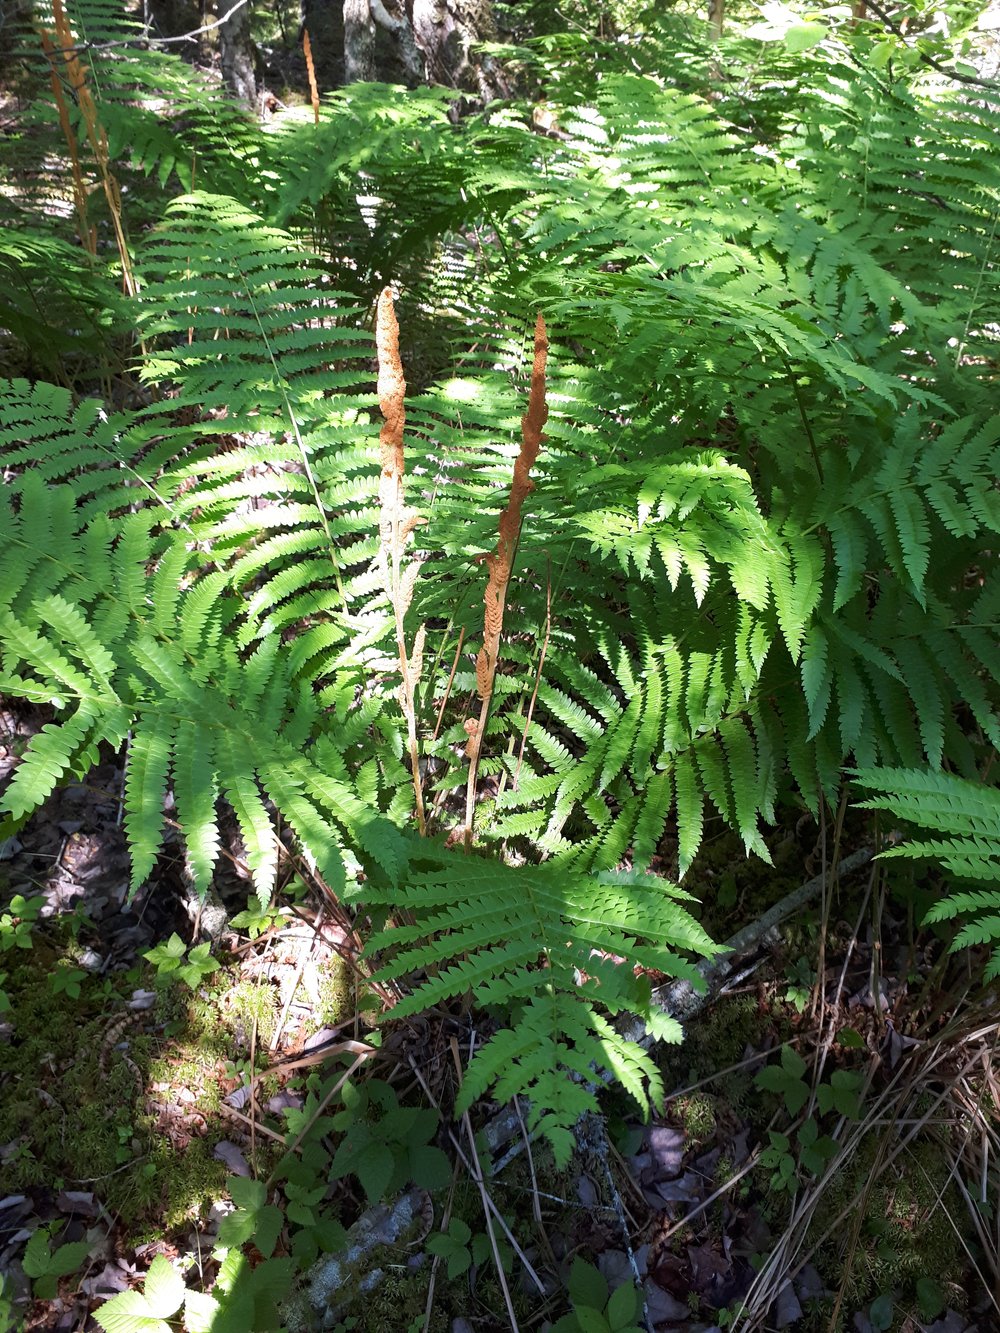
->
300;0;346;88
411;0;502;99
218;0;258;106
343;0;424;84
341;0;505;101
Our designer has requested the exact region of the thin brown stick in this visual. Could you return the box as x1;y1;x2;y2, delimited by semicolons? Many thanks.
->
48;0;138;300
375;288;427;836
449;1043;521;1331
40;29;94;255
433;626;465;742
407;1052;547;1296
464;315;548;847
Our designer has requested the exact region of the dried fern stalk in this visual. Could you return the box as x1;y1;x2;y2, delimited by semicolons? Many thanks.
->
375;287;427;835
45;0;137;298
464;313;548;846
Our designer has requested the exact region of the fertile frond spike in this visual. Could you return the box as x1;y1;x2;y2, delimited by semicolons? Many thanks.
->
376;287;406;489
464;314;548;846
375;285;427;836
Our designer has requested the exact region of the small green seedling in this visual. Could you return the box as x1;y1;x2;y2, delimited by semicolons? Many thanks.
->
915;1276;945;1321
550;1258;645;1333
327;1078;452;1202
0;894;45;951
427;1217;473;1279
783;956;815;1013
758;1130;797;1193
22;1225;90;1300
229;903;283;939
868;1291;893;1331
755;1043;809;1115
216;1177;284;1258
95;1254;186;1333
51;963;88;999
796;1116;838;1175
144;933;220;989
816;1068;864;1119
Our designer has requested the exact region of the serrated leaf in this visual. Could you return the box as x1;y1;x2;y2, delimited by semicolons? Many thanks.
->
183;1290;221;1333
141;1255;186;1319
606;1280;640;1330
93;1290;173;1333
569;1258;609;1311
48;1240;91;1276
354;1141;396;1203
409;1143;452;1192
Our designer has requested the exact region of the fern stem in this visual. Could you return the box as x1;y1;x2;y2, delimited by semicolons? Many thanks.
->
232;258;349;618
432;625;465;742
46;0;139;302
514;552;552;790
783;354;824;485
464;314;548;848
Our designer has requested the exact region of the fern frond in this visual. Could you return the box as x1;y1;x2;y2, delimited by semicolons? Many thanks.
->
854;768;1000;979
365;853;720;1160
124;717;175;891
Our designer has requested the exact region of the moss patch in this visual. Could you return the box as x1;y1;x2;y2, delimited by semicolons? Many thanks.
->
0;933;250;1234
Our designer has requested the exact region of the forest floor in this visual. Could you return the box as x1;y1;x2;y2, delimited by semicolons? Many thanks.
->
1;700;996;1333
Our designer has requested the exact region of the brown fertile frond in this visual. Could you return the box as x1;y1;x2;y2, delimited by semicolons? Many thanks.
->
303;28;320;126
464;314;548;846
375;287;427;836
473;313;549;708
376;286;406;494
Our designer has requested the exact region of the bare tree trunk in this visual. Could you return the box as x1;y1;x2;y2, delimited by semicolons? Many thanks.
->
343;0;424;85
300;0;346;87
219;0;258;106
411;0;503;99
342;0;505;101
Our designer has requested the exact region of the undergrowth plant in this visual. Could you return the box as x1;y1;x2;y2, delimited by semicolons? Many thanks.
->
854;768;1000;978
2;0;1000;1163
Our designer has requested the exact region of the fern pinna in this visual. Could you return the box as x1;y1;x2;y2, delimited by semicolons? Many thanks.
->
854;769;1000;983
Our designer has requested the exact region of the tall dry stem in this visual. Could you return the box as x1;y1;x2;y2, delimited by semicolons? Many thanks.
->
45;0;138;300
376;288;427;836
464;314;548;847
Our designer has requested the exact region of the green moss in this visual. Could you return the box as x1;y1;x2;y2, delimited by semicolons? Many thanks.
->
219;977;279;1046
673;1091;718;1146
142;1138;229;1236
0;939;252;1235
314;956;353;1030
661;995;765;1092
807;1133;968;1324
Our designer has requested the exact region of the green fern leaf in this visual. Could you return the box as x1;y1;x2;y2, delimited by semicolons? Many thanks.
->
171;720;221;897
124;716;175;891
218;733;279;908
1;704;100;824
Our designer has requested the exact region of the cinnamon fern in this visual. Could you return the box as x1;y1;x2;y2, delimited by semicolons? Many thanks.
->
3;0;1000;1155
